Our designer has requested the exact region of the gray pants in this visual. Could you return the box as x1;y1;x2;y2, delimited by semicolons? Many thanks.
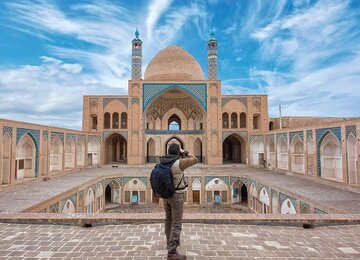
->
163;192;184;252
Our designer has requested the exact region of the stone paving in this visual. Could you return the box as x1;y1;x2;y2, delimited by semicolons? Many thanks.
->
0;222;360;259
1;164;360;213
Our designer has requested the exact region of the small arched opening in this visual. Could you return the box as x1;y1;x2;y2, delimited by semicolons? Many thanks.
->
240;112;247;128
112;112;119;129
320;132;342;181
231;112;238;128
105;133;127;164
168;114;181;130
104;112;110;129
222;112;229;129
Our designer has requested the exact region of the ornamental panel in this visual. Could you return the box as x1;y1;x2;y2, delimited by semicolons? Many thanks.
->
143;83;207;111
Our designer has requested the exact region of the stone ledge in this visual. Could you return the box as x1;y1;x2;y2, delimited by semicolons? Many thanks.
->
0;213;359;227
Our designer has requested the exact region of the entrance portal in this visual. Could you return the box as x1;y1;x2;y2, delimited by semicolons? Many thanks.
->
105;133;127;164
223;134;246;163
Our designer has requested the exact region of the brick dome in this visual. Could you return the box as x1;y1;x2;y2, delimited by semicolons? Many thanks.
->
144;45;204;81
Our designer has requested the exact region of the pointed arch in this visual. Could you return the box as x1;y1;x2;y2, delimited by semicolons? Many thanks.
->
290;135;304;173
147;137;156;163
104;112;110;129
65;137;75;169
16;134;36;179
319;132;342;181
250;138;264;166
266;138;275;167
112;112;119;129
231;180;247;205
105;133;127;164
50;136;63;173
88;138;100;166
62;199;76;214
277;136;288;170
223;133;247;164
222;112;229;129
240;112;247;128
281;198;296;214
168;114;181;130
194;137;203;163
121;112;128;129
165;136;184;154
231;112;238;128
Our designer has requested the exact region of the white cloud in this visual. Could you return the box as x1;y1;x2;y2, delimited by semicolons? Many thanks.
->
249;0;360;117
146;0;173;41
0;56;121;129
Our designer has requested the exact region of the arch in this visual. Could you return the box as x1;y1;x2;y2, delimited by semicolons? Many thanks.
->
16;134;36;179
104;112;110;129
50;136;63;173
95;183;104;212
259;187;270;206
165;136;184;154
277;136;288;170
88;139;100;166
105;180;121;204
105;133;127;164
65;137;75;169
266;138;275;167
269;121;274;131
250;138;264;166
161;107;188;130
232;180;247;205
347;134;358;185
192;178;201;204
253;114;260;130
205;178;228;204
85;187;95;213
112;112;119;129
147;138;156;163
194;138;203;163
143;85;207;113
123;178;147;204
62;199;75;214
121;112;127;129
280;198;296;214
240;112;247;128
320;132;342;181
290;135;304;173
223;133;246;164
231;112;238;128
168;114;181;130
222;112;229;129
249;183;257;212
76;140;85;167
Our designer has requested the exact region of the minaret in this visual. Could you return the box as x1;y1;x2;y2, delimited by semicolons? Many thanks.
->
131;29;142;80
207;30;218;80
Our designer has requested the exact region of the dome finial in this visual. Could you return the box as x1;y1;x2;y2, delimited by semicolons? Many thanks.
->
135;28;139;38
210;29;215;39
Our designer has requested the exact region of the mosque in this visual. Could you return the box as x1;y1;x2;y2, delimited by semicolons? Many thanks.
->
0;30;359;214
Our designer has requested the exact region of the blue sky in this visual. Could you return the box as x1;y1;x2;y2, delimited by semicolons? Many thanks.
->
0;0;360;129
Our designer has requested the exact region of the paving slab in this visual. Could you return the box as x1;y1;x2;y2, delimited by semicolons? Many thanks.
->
0;223;360;260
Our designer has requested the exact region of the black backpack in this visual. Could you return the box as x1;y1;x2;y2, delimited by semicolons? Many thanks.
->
150;163;184;199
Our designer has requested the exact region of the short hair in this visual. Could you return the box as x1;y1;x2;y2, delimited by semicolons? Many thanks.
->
168;143;180;155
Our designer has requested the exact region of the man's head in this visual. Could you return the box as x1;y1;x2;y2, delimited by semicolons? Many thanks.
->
168;143;180;155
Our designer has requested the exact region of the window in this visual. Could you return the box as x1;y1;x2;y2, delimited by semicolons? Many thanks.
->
168;114;181;130
231;113;238;128
121;112;127;129
104;112;110;129
253;114;260;130
112;113;119;129
222;113;229;129
91;116;98;130
240;113;246;128
18;159;24;170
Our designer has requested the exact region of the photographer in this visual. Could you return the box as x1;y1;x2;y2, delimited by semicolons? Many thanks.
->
159;143;198;260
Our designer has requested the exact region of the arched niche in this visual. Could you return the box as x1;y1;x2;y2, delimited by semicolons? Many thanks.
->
16;134;36;179
105;133;127;164
320;132;342;181
290;135;304;173
280;198;296;214
223;134;247;164
250;138;264;166
62;199;76;214
88;139;100;166
277;136;288;170
65;137;75;169
50;136;63;173
347;134;358;185
147;138;156;163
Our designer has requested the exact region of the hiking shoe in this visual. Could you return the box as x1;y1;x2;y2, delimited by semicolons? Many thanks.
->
167;249;186;260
